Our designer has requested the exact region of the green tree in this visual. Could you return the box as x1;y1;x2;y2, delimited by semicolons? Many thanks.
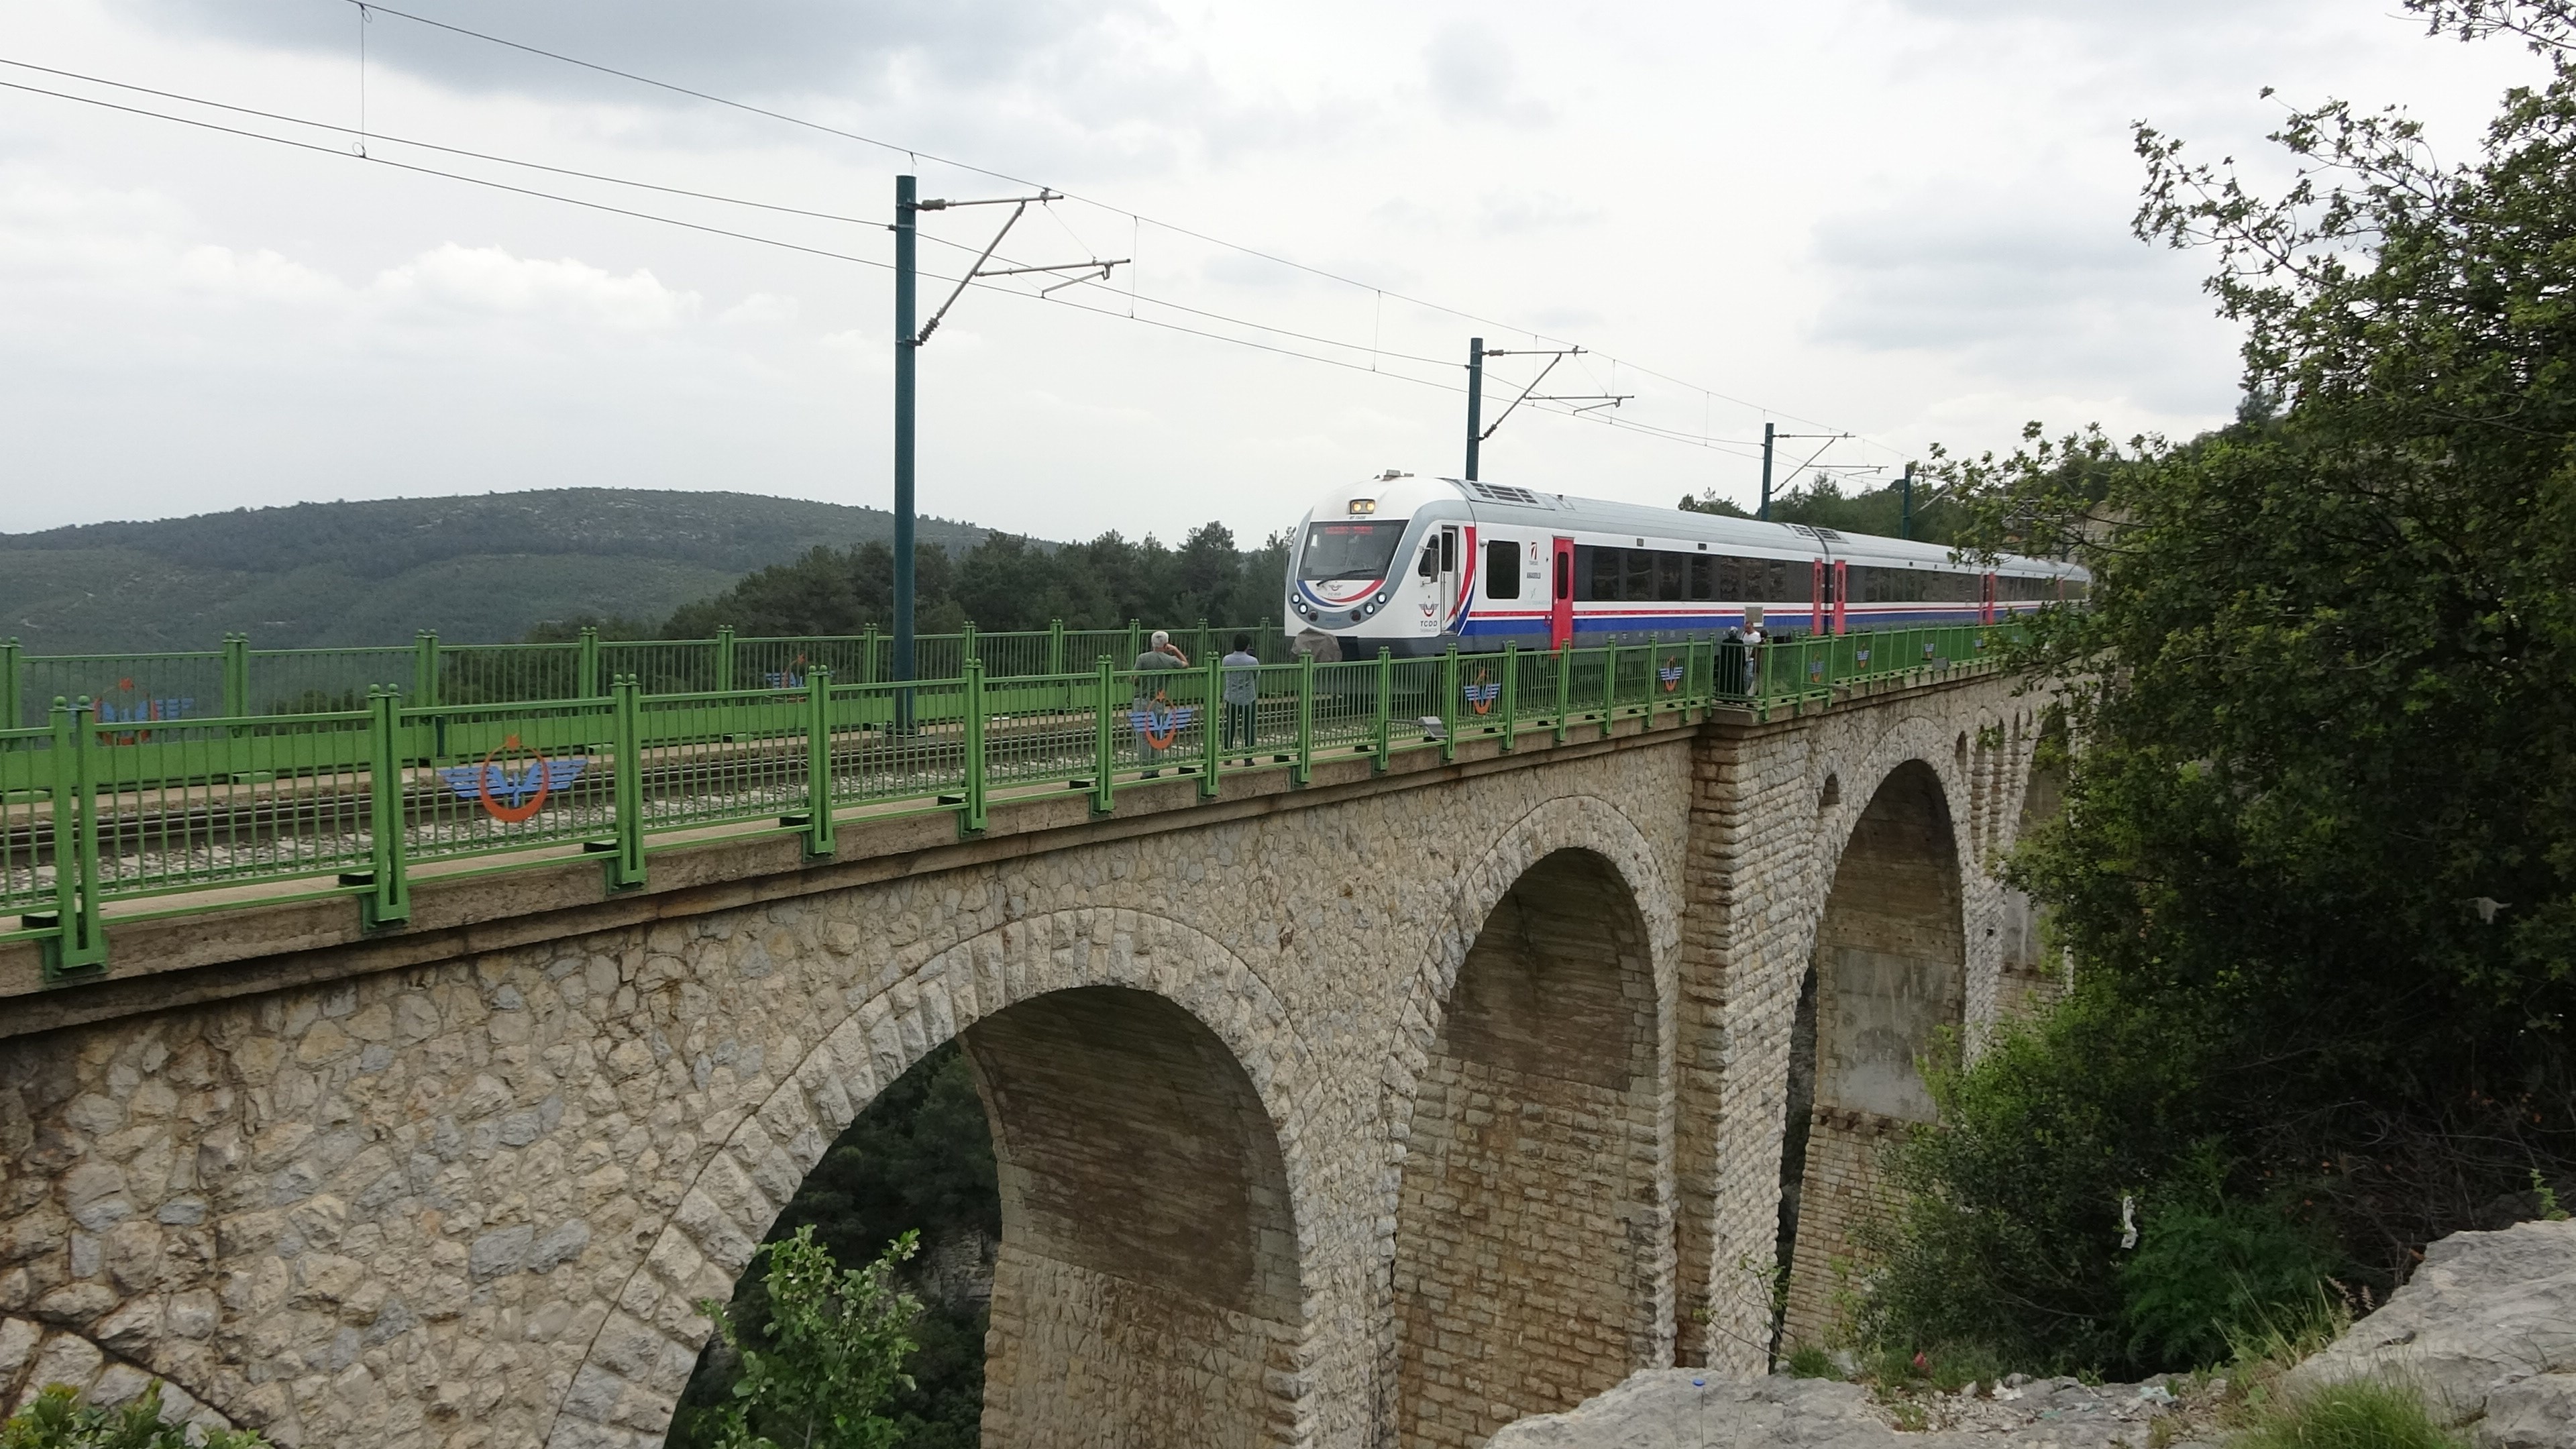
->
671;1043;998;1449
688;1226;924;1449
1867;0;2576;1370
1681;475;1967;545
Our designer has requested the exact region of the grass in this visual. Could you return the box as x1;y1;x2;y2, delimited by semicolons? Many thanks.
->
1782;1345;1843;1380
2226;1380;2462;1449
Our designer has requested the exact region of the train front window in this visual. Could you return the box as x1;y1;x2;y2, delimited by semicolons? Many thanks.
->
1299;521;1407;580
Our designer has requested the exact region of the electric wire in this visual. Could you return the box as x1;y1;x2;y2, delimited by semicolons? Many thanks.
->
331;0;1886;453
0;63;1770;462
0;56;885;228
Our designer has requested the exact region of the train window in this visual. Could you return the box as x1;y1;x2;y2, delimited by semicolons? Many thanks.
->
1769;559;1790;598
1299;521;1406;580
1486;540;1520;600
1417;543;1438;579
1689;555;1713;600
1440;529;1457;574
1626;549;1656;600
1579;545;1620;600
1656;551;1686;601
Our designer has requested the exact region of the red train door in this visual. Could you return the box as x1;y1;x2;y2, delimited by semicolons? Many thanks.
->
1550;537;1575;649
1980;572;1996;624
1810;558;1826;635
1831;559;1849;636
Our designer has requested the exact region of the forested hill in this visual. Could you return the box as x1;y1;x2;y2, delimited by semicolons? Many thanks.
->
0;490;994;653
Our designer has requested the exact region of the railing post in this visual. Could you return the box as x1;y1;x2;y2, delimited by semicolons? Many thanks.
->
1200;652;1222;798
221;633;250;718
42;697;107;978
605;674;647;889
1128;619;1142;663
861;625;879;686
804;667;837;858
411;631;440;706
960;658;987;834
1500;641;1519;751
1438;645;1458;763
0;638;17;731
1603;644;1620;737
362;687;413;928
1554;645;1572;745
715;625;736;692
1194;618;1210;665
1295;652;1316;786
961;621;979;676
1091;656;1117;814
1047;619;1065;676
578;626;601;699
1372;647;1392;771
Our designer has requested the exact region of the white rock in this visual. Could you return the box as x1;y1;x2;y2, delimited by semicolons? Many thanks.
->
2288;1216;2576;1449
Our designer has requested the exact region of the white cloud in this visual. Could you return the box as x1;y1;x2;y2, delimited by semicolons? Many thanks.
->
374;244;698;330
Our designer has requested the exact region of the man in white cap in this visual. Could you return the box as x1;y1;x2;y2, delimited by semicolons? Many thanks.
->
1132;630;1190;775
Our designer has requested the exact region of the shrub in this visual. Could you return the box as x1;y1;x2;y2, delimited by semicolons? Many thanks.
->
1857;985;2210;1374
2119;1154;2337;1369
683;1226;923;1449
1;1382;271;1448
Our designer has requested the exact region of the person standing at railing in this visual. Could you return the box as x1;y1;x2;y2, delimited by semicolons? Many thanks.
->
1221;633;1260;765
1741;620;1766;695
1132;630;1190;777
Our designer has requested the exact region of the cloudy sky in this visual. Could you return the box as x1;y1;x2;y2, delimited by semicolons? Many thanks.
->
0;0;2540;539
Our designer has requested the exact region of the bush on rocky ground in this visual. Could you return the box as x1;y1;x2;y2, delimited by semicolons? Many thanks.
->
1;1383;270;1448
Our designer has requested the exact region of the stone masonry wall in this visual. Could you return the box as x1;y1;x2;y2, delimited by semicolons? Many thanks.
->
967;986;1301;1448
1392;852;1664;1449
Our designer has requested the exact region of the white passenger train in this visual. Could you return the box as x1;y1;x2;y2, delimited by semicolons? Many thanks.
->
1285;473;2088;657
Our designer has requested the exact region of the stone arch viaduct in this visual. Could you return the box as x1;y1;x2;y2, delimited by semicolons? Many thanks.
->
0;668;2065;1449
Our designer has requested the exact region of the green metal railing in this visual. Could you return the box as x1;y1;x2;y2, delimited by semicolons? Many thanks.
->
0;621;1295;731
1;624;1998;981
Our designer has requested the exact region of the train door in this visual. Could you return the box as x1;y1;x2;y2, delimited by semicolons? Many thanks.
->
1980;572;1996;625
1550;536;1575;649
1831;559;1849;636
1810;559;1827;635
1436;525;1462;634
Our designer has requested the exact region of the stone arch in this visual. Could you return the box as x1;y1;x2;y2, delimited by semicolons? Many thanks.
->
544;909;1325;1449
0;1319;237;1437
1995;710;2073;1018
1774;759;1965;1352
1387;837;1669;1449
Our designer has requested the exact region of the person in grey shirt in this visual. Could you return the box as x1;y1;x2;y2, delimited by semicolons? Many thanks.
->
1220;633;1260;763
1132;629;1189;776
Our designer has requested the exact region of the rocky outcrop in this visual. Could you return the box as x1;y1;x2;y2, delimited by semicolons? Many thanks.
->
1487;1371;2204;1448
2287;1216;2576;1449
1494;1216;2576;1449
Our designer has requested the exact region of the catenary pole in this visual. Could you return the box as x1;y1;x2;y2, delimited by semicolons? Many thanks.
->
1900;460;1915;539
1464;337;1485;481
894;173;918;686
1759;421;1776;521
